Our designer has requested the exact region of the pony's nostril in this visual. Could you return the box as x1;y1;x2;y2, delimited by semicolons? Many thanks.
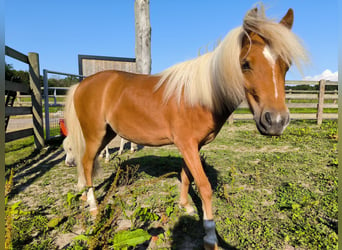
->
281;114;289;126
264;112;272;126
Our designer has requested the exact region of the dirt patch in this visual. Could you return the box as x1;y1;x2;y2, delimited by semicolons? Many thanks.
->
55;225;83;249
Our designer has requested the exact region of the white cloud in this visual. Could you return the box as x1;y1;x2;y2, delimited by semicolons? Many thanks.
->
303;69;338;81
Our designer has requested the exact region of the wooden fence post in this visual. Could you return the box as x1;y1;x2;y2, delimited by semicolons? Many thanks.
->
134;0;151;151
134;0;151;74
288;89;292;103
316;79;326;126
28;52;44;149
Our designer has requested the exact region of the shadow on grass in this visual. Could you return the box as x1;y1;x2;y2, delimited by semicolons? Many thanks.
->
171;215;238;250
6;141;65;199
95;153;237;249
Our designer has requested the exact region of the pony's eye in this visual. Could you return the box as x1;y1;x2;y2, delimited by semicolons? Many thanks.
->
242;61;251;71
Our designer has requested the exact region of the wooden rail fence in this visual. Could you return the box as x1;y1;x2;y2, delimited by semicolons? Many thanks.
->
6;62;337;142
229;79;338;125
5;46;44;149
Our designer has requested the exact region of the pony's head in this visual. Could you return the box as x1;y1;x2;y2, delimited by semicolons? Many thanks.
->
240;7;307;136
63;137;76;167
155;5;307;136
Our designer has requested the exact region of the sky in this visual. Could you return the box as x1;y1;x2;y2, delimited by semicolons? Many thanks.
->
5;1;338;81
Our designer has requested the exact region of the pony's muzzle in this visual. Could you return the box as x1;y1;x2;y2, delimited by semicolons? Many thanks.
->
65;157;76;167
257;109;290;136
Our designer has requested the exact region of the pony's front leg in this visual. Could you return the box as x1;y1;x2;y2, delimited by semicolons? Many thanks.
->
77;178;87;202
177;142;218;250
179;167;195;214
82;144;99;216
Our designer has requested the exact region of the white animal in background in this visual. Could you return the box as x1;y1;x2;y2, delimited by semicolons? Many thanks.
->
63;136;136;165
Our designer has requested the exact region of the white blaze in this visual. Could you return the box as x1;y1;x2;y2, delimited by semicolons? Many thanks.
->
263;45;278;99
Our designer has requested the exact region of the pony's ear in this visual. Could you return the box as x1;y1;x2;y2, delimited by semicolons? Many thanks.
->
280;8;294;29
248;7;258;17
243;7;258;32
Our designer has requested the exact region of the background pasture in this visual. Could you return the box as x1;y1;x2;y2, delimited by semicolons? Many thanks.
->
5;120;338;249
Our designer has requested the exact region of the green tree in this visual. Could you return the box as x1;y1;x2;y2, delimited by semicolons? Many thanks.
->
5;63;29;83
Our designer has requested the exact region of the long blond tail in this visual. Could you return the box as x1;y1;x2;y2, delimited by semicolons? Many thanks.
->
64;84;103;190
64;84;86;189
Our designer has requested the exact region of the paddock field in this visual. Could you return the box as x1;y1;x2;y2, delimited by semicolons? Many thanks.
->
5;120;338;249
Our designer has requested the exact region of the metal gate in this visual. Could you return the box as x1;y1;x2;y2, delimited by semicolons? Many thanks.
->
43;69;84;140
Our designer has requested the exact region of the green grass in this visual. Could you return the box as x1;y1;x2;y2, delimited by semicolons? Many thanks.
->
5;120;338;249
5;137;35;166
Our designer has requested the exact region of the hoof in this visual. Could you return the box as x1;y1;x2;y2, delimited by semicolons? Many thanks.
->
204;243;218;250
180;204;196;215
90;208;98;217
80;193;87;201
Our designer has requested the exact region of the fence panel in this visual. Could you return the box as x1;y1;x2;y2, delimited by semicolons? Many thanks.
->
43;70;84;140
5;46;44;148
39;75;338;139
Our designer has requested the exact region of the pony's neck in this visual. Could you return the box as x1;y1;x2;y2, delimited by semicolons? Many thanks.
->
209;27;245;114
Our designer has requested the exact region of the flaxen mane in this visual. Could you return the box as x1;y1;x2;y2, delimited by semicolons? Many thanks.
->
154;5;308;113
242;5;308;71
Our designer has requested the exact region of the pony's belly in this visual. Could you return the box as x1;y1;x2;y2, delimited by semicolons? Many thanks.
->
120;134;173;147
117;128;173;147
108;116;173;147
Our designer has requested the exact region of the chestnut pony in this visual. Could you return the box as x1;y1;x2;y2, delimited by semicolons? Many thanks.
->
64;6;307;249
